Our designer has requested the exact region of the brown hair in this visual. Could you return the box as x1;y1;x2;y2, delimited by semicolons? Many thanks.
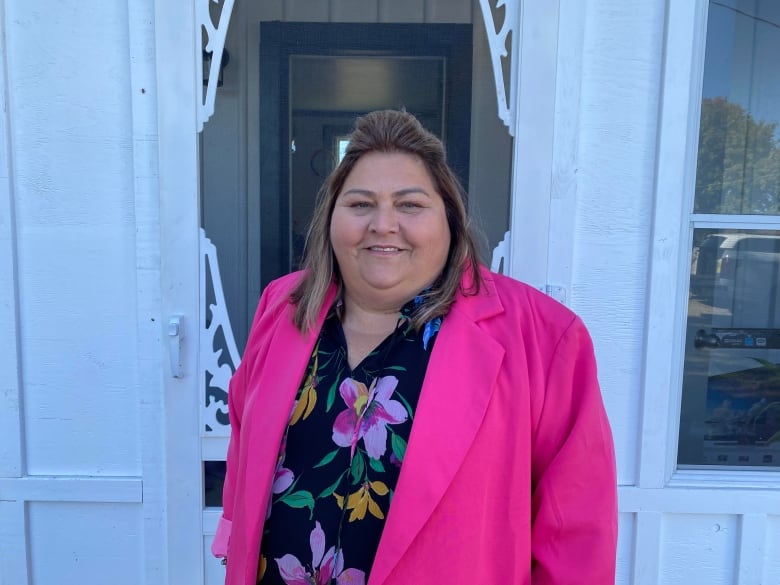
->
290;109;482;331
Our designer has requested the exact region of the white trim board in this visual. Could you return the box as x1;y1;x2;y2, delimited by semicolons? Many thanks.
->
0;476;142;503
638;0;710;489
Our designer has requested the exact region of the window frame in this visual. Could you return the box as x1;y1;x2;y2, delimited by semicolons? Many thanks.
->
643;0;780;487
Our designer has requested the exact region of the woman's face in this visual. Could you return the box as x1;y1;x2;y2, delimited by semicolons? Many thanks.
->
330;151;451;311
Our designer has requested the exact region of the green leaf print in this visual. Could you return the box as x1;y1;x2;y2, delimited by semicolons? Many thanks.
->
350;452;365;485
326;378;339;412
313;449;340;468
280;490;315;519
391;434;407;463
317;471;347;500
368;457;385;473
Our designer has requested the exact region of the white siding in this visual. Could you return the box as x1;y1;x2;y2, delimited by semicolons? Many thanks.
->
0;0;165;583
765;516;780;584
27;502;143;583
660;514;738;584
7;0;139;475
575;0;667;486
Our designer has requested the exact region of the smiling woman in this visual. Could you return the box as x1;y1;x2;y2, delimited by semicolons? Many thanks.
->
212;110;617;585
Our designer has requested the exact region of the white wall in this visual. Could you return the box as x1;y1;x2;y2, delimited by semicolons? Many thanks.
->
567;2;780;584
0;1;166;583
574;0;666;488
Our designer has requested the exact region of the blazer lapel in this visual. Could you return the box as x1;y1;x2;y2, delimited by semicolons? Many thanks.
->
369;273;505;585
241;285;337;557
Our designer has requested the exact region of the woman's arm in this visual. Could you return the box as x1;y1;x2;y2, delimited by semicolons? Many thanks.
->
530;316;618;584
211;281;279;560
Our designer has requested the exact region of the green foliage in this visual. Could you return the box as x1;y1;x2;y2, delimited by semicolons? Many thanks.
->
695;97;780;214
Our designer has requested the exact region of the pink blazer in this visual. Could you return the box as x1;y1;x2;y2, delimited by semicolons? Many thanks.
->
213;267;617;584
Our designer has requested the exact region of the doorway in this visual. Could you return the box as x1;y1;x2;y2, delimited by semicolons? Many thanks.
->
258;22;473;288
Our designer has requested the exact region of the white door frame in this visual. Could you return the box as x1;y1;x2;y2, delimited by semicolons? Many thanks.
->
151;1;569;584
154;0;204;581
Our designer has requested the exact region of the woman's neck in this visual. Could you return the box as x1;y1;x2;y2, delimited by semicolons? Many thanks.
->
340;294;400;334
340;295;403;370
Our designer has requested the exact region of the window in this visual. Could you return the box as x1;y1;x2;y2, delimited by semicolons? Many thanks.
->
678;0;780;468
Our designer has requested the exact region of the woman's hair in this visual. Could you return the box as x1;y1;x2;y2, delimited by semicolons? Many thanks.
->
290;109;482;332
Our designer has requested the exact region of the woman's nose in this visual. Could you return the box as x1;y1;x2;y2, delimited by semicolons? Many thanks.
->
369;205;399;233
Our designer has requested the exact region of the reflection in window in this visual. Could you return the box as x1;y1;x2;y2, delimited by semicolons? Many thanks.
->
695;1;780;215
679;229;780;467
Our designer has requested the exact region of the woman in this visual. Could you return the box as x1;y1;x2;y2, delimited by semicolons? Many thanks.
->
213;110;617;584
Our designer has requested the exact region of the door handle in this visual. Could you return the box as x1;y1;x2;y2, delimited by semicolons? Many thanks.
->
168;315;184;378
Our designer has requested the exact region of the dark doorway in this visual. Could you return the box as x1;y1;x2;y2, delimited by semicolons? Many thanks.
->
259;22;473;288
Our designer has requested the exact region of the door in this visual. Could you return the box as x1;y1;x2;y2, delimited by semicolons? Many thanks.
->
190;1;518;583
258;21;473;288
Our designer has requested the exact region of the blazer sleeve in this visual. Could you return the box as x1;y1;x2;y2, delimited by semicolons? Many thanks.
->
530;315;618;584
211;283;277;559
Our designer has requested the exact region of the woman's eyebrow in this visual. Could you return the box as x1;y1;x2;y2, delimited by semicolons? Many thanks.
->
393;187;432;198
340;187;431;197
340;188;375;197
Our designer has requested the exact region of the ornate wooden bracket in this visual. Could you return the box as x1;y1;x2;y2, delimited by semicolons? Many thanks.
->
197;0;236;131
477;0;521;136
200;229;240;433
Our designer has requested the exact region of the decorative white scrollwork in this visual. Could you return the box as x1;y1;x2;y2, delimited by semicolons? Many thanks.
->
200;228;241;434
490;230;511;275
478;0;521;136
197;0;235;132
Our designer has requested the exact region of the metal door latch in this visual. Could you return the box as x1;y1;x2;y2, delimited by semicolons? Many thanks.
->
168;315;184;378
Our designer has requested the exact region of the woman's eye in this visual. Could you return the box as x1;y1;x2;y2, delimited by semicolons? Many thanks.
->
349;201;371;209
399;201;423;209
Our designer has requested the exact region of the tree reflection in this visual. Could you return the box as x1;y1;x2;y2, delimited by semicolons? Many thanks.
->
695;97;780;215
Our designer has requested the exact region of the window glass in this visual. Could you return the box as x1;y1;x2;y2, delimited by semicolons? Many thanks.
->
694;1;780;215
679;228;780;467
678;0;780;468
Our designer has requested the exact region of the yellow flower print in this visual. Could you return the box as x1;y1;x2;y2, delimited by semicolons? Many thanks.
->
257;554;267;580
290;351;318;425
333;481;389;522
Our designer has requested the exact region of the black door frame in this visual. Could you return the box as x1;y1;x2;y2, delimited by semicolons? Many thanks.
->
259;21;473;287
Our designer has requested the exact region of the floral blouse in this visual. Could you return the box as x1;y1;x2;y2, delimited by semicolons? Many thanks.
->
257;296;443;585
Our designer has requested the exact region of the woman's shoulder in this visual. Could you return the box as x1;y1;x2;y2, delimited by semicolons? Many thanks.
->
248;270;308;327
263;270;308;301
478;267;577;326
468;267;592;357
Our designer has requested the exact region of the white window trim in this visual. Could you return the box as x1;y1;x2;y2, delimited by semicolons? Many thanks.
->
639;0;710;489
507;0;561;290
642;0;780;488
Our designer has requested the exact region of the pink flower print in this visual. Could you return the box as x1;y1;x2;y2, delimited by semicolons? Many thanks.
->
332;376;407;459
332;549;366;585
272;435;294;495
267;436;294;519
273;466;294;494
275;522;365;585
